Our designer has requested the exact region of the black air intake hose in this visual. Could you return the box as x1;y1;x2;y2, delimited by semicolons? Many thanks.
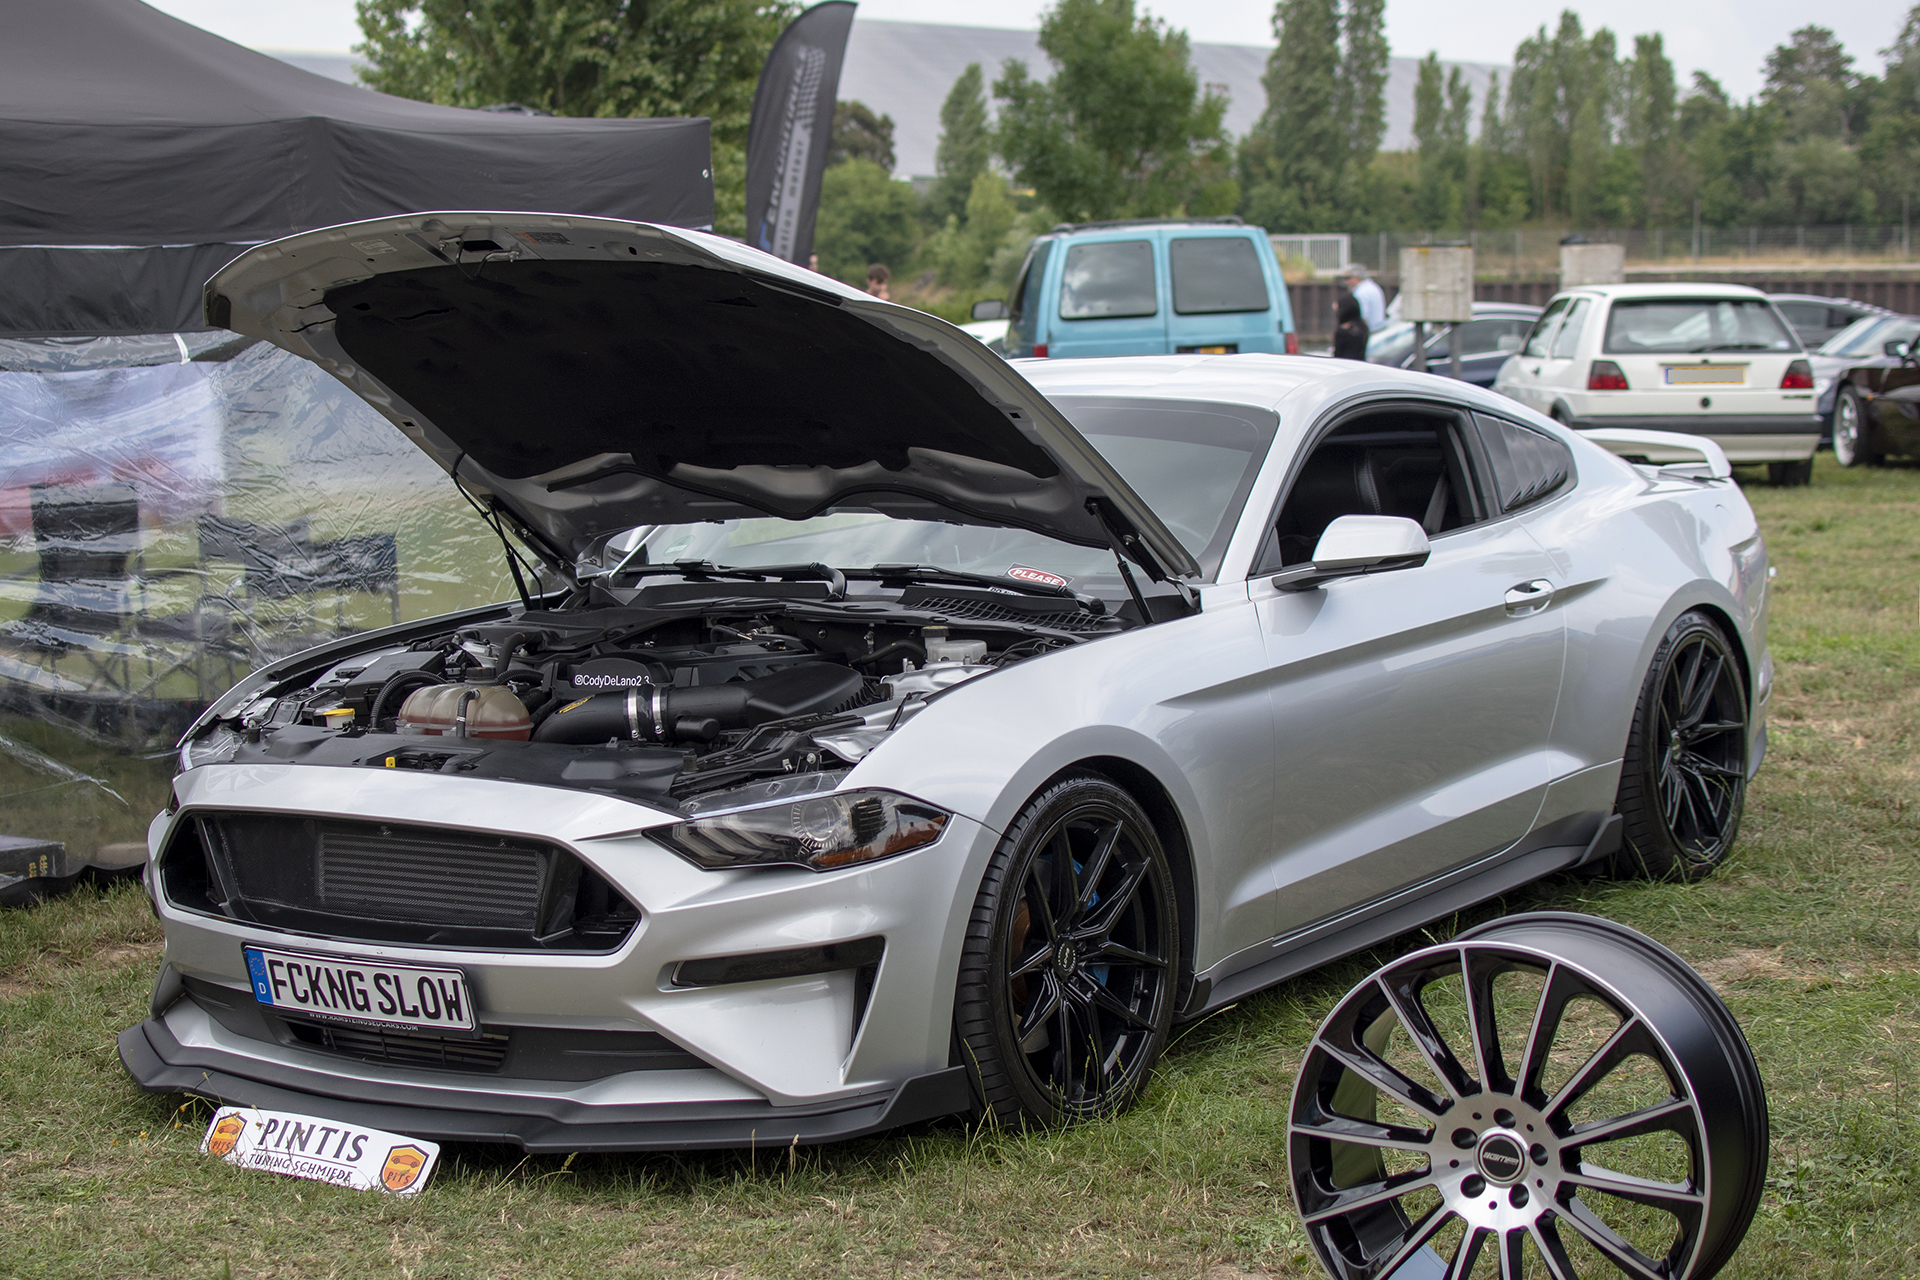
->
533;663;864;745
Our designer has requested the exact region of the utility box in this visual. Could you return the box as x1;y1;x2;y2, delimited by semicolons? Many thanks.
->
1397;246;1474;322
1561;242;1626;286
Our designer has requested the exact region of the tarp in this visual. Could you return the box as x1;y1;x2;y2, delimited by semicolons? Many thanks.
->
0;0;715;336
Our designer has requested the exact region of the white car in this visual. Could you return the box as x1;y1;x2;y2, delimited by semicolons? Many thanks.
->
1494;283;1820;484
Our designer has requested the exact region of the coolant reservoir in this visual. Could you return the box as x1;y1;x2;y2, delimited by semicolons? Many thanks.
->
397;684;532;740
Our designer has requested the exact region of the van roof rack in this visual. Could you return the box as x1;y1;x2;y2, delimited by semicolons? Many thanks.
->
1047;215;1245;233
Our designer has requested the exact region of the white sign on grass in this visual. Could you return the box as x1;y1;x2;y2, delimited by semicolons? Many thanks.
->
202;1105;440;1194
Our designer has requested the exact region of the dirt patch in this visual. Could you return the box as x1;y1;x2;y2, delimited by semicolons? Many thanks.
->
1696;947;1800;985
0;938;161;999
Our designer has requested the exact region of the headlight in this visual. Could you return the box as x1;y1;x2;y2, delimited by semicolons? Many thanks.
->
657;789;949;872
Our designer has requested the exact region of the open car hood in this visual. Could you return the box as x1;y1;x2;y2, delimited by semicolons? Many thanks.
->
205;213;1199;581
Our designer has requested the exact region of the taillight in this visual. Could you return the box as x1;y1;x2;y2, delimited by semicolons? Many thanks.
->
1032;343;1048;358
1587;360;1629;391
1780;359;1812;389
1284;331;1299;355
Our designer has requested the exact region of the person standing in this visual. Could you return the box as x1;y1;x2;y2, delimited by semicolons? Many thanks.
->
1331;292;1369;360
1341;263;1386;332
864;264;891;300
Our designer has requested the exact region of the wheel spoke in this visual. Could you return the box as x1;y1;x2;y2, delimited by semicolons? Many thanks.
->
1289;1111;1433;1152
1445;1226;1490;1280
1081;859;1149;940
1087;979;1155;1031
1368;1203;1452;1279
1377;975;1473;1101
1017;973;1063;1053
1563;1097;1697;1149
1023;862;1059;944
1065;991;1110;1099
1527;1218;1583;1280
1497;1227;1525;1280
1010;942;1054;981
1044;829;1077;928
1679;651;1724;730
1089;938;1166;969
1461;948;1509;1093
1316;1041;1447;1125
1545;1016;1648;1120
1074;819;1122;915
1565;1165;1705;1214
1300;1170;1437;1225
1558;1196;1676;1280
1686;718;1743;740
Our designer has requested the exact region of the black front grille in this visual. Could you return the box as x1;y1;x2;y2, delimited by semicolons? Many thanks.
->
162;812;639;951
286;1020;512;1072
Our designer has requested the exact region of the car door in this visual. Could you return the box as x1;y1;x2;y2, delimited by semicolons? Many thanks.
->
1246;400;1568;940
1536;295;1595;408
1869;354;1920;453
1048;237;1168;357
1499;296;1569;413
1424;316;1536;387
1165;233;1277;354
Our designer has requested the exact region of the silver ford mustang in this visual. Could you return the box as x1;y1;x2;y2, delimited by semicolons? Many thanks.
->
121;214;1771;1151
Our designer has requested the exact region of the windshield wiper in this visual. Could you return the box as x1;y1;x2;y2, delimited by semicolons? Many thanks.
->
855;564;1078;600
1686;342;1774;352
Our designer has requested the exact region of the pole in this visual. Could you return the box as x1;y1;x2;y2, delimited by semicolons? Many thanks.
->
1692;199;1700;262
1413;321;1427;373
1450;328;1463;382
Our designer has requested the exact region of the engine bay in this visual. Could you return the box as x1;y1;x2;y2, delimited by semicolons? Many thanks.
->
178;582;1126;811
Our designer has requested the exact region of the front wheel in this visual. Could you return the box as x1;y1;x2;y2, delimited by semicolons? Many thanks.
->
1832;387;1880;467
1609;610;1749;881
954;774;1178;1127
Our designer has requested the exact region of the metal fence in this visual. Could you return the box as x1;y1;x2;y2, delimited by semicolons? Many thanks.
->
1339;225;1917;277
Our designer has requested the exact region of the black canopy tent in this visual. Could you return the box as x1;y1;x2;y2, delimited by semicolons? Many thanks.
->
0;0;715;337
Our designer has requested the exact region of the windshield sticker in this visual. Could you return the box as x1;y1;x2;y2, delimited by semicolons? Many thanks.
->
1008;566;1070;588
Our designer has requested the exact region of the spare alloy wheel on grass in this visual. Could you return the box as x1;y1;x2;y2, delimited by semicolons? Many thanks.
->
1288;912;1768;1280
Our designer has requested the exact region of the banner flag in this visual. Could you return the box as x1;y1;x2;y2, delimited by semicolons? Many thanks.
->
744;1;857;264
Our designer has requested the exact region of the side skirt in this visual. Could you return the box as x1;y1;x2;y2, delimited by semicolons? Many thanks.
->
1188;810;1619;1016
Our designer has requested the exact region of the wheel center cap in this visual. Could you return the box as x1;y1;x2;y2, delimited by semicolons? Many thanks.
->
1476;1133;1526;1185
1052;941;1077;979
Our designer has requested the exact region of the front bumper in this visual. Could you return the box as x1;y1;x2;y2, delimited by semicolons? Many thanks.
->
119;1008;970;1151
1566;414;1819;463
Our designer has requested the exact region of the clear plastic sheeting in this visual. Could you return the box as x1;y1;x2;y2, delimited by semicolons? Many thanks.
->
0;336;523;747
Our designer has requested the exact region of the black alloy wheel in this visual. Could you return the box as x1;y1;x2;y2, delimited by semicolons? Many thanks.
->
1611;611;1749;882
1831;387;1880;468
1289;912;1769;1280
955;774;1178;1126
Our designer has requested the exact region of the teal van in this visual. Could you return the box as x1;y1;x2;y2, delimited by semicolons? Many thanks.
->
995;217;1296;360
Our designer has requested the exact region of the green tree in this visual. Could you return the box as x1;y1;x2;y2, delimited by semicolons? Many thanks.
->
1762;26;1865;141
811;159;921;285
1507;12;1620;221
830;100;896;172
1239;0;1388;231
930;64;992;224
354;0;792;237
1412;54;1470;227
1622;34;1678;224
992;0;1231;222
927;171;1020;288
1862;4;1920;220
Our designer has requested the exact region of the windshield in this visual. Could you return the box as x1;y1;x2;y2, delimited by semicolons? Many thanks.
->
1818;315;1919;359
1602;298;1799;355
609;397;1278;587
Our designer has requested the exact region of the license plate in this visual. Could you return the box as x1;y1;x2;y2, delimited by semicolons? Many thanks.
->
1664;365;1745;385
244;945;474;1033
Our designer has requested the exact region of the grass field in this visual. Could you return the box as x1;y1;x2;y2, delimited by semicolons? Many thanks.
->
1;455;1916;1279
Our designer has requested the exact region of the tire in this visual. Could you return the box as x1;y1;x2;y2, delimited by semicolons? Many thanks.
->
1767;458;1813;486
955;773;1178;1127
1832;387;1880;467
1610;610;1749;881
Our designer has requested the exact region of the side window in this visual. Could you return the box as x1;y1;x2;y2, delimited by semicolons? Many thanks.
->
1257;410;1483;572
1169;237;1269;314
1549;297;1591;359
1775;302;1822;329
1474;414;1574;514
1005;239;1053;350
1522;297;1570;358
1059;240;1157;320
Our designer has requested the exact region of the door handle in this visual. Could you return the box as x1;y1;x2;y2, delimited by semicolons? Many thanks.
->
1504;579;1554;615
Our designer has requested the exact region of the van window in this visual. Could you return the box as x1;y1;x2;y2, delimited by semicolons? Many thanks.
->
1550;298;1591;358
1059;240;1157;320
1005;239;1054;351
1170;237;1269;314
1522;297;1569;358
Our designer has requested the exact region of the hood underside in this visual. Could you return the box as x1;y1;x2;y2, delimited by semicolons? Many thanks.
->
204;213;1199;580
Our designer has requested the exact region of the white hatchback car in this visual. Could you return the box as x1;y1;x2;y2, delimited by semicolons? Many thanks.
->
1495;283;1820;483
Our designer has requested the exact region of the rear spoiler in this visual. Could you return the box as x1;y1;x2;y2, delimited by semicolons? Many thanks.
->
1579;428;1733;480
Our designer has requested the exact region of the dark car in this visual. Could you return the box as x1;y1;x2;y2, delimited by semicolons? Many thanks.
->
1831;332;1920;466
1813;314;1920;448
1366;302;1541;388
1769;293;1892;351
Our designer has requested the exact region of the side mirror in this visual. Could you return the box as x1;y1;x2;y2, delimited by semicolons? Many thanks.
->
971;299;1009;321
1887;339;1914;361
1270;515;1431;592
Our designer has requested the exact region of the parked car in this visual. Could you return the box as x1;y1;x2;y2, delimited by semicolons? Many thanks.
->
1768;292;1891;350
996;217;1296;359
1494;283;1820;485
126;212;1769;1153
1830;334;1920;466
1364;302;1542;387
1810;313;1920;445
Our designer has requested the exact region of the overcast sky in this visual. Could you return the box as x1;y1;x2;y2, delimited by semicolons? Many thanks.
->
149;0;1909;102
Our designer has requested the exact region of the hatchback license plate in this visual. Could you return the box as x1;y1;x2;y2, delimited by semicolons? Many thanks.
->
1665;365;1745;385
244;945;474;1033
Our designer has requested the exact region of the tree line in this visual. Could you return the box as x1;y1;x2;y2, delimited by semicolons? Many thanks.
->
353;0;1920;316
